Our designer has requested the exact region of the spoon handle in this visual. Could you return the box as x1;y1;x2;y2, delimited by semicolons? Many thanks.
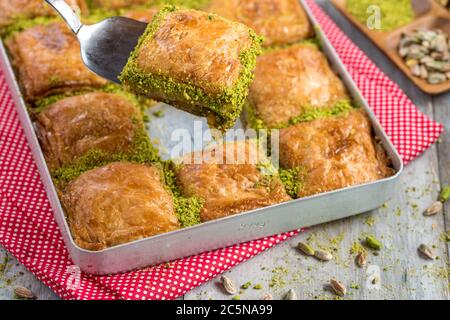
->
45;0;83;34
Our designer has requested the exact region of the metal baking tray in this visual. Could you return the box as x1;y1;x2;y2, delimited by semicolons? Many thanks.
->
0;0;403;275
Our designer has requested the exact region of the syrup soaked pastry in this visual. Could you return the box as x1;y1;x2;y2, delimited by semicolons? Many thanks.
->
279;110;394;198
90;0;149;10
248;43;349;128
0;0;87;30
35;92;143;170
61;162;180;251
122;7;159;23
206;0;313;47
6;22;108;101
176;140;291;222
120;6;262;130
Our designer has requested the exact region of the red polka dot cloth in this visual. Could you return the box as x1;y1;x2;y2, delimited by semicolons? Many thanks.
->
0;1;443;300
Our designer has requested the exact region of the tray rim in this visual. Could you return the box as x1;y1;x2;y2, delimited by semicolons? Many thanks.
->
0;0;404;273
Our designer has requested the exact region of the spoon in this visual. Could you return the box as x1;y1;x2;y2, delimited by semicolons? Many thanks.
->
45;0;147;83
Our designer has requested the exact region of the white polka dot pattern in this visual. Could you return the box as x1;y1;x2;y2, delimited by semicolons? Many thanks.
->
0;1;443;300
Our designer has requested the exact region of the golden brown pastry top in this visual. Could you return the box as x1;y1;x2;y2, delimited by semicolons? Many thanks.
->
248;44;349;128
279;110;393;197
35;92;140;170
122;8;159;23
91;0;149;10
61;162;180;251
135;9;255;95
176;141;291;222
6;22;108;101
206;0;313;47
0;0;87;29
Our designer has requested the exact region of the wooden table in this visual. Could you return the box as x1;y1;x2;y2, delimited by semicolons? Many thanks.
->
1;0;449;300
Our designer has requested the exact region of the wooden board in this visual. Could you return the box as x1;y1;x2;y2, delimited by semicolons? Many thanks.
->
331;0;450;95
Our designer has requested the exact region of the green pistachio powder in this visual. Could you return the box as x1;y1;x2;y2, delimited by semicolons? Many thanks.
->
346;0;414;32
2;0;375;230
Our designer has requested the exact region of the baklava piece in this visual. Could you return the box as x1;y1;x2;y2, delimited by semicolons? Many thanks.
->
206;0;313;47
176;141;291;222
279;110;393;198
120;6;262;130
247;43;350;128
0;0;87;30
6;22;108;101
35;92;147;171
61;162;180;250
90;0;150;10
122;8;159;23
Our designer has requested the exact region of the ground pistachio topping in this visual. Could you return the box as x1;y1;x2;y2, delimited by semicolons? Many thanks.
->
279;167;304;199
162;161;203;228
245;99;357;131
346;0;414;32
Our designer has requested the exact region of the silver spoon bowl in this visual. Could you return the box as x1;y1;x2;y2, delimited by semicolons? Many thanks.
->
46;0;147;83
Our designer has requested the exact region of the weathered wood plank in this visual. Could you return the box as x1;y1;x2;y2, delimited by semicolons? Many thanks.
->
0;247;59;300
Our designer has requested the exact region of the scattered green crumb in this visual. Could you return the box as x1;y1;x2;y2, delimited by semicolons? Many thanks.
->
269;266;288;289
394;207;403;217
152;110;164;118
253;284;263;290
327;232;345;253
350;283;360;290
365;235;382;250
231;295;241;300
346;0;414;32
241;281;252;290
350;241;366;255
381;202;388;209
439;186;450;203
365;216;376;227
0;255;8;275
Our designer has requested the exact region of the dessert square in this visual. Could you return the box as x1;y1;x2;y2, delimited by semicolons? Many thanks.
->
61;162;180;250
176;141;291;222
205;0;313;47
120;6;262;130
279;110;393;198
6;22;108;101
247;43;349;128
0;0;87;31
35;92;153;171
